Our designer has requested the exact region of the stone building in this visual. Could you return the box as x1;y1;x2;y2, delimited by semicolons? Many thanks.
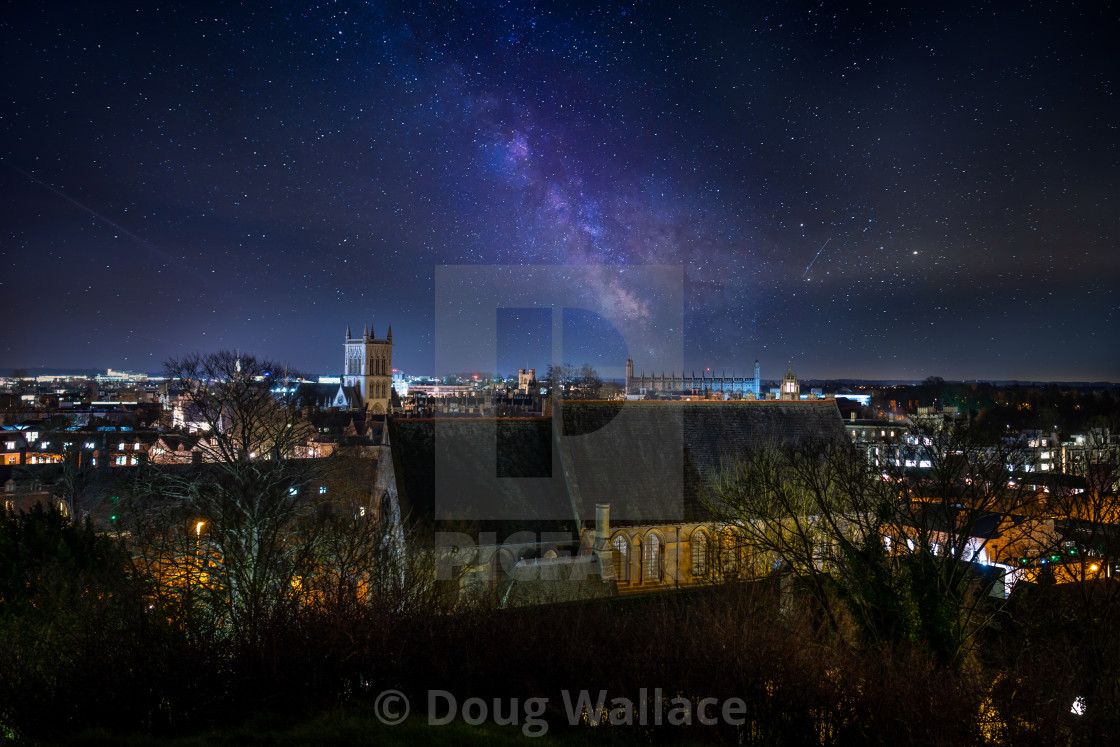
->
386;399;850;603
335;322;393;413
779;362;800;400
517;368;537;394
625;356;761;399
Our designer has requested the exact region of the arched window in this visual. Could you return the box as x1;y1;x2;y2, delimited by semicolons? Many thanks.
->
612;535;629;582
692;530;709;578
643;532;661;581
722;529;742;577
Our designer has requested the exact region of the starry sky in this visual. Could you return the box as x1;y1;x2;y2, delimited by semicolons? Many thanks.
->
3;1;1117;382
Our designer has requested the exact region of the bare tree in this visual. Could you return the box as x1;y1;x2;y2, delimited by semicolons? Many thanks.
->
1022;443;1120;730
705;425;1042;665
133;351;322;643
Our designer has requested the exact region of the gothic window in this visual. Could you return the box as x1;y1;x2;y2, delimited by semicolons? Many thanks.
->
643;532;661;581
722;529;742;577
692;530;709;578
612;535;629;582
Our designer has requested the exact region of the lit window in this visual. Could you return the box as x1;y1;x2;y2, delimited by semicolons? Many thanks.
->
692;531;709;577
85;442;95;449
318;486;328;495
612;536;629;582
289;487;298;496
644;533;661;581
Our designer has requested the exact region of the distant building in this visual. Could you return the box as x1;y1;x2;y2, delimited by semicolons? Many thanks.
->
779;362;800;401
625;356;761;399
334;322;393;413
517;368;536;394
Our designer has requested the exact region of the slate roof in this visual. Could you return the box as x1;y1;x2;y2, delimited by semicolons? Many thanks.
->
387;417;574;537
560;400;849;524
387;400;847;534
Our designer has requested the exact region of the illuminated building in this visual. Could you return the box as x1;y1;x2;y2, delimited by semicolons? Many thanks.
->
625;357;762;399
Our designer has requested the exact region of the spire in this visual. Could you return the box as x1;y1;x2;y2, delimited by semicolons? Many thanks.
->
346;323;351;339
387;324;392;341
363;322;368;339
370;323;376;340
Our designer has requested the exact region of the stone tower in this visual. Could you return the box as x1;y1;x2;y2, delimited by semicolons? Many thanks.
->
780;361;800;401
343;322;393;414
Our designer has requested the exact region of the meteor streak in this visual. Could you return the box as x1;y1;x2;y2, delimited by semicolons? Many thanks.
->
802;235;831;279
1;158;151;246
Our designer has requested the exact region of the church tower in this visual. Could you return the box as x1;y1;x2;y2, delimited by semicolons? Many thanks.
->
343;322;393;414
625;356;634;394
780;361;800;401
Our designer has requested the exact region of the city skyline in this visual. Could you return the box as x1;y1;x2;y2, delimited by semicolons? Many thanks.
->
3;2;1117;381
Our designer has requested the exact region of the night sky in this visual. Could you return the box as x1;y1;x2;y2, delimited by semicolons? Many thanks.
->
3;2;1117;382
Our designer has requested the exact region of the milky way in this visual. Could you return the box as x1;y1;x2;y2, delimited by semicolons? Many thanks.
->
2;2;1117;380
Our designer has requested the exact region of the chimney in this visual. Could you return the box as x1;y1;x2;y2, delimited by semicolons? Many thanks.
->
594;502;610;550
